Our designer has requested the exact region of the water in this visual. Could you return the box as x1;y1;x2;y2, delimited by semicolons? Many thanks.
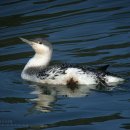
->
0;0;130;129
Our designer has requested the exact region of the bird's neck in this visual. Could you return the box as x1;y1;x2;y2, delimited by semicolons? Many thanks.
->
23;52;52;71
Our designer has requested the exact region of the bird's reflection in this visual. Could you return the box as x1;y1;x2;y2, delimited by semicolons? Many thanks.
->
30;85;56;112
28;81;122;112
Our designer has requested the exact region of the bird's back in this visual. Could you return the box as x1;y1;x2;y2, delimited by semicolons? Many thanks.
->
34;63;99;85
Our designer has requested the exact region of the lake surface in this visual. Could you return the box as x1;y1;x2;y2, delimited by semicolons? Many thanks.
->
0;0;130;130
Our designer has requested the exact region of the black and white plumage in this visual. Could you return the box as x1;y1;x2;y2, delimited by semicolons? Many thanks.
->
20;37;124;86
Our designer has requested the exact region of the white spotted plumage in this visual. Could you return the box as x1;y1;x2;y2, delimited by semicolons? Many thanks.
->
20;37;124;86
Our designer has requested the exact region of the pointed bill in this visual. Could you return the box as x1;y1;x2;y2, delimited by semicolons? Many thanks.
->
19;37;34;45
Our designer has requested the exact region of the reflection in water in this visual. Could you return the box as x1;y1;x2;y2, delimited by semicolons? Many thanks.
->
29;82;119;112
30;85;56;112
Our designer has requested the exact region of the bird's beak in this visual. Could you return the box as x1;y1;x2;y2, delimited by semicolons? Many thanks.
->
19;37;34;45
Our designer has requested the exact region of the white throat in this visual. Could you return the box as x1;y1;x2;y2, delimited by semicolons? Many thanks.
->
22;52;52;73
21;51;52;80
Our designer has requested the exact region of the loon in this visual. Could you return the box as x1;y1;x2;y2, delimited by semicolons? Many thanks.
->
20;37;124;87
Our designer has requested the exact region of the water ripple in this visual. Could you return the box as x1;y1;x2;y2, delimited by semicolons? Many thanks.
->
0;0;130;129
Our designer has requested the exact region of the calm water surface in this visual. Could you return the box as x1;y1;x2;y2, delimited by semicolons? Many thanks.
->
0;0;130;130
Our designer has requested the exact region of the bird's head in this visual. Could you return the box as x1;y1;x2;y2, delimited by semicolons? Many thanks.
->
20;37;52;55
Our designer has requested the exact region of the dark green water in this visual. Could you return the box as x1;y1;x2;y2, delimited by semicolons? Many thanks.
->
0;0;130;130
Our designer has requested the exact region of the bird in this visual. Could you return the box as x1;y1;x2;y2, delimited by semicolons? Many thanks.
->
20;37;124;87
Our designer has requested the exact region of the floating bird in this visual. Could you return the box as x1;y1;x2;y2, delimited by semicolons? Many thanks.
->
20;37;124;87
